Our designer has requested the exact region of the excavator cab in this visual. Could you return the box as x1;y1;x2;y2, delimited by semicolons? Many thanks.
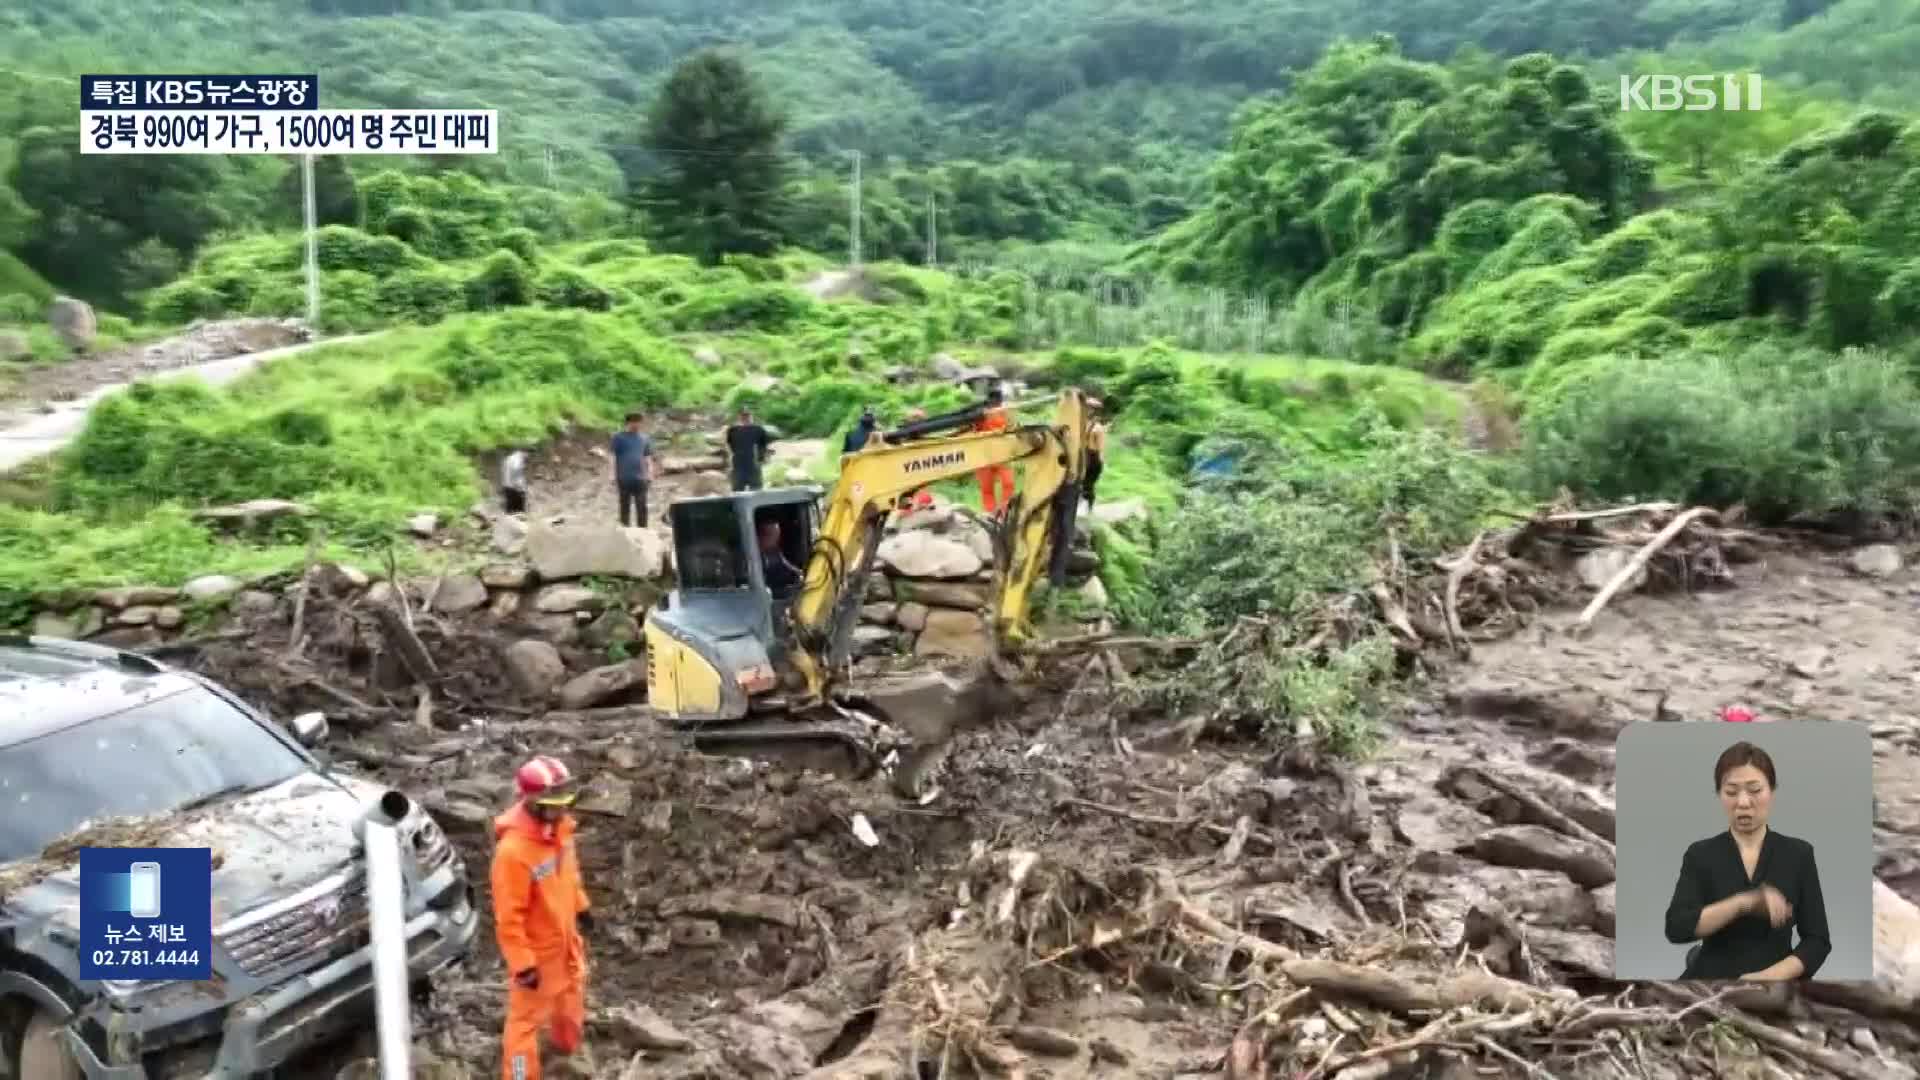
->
647;486;822;722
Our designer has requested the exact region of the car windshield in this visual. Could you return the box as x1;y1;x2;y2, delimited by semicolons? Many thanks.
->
0;684;311;863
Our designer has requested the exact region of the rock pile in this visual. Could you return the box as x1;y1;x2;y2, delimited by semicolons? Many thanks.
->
21;493;1147;718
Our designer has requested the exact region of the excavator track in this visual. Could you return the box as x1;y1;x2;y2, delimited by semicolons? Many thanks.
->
670;700;902;784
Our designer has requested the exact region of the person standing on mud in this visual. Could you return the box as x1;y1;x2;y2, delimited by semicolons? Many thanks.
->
494;756;594;1080
500;446;530;516
1083;403;1108;510
611;413;658;527
725;407;772;491
843;407;879;454
973;385;1015;514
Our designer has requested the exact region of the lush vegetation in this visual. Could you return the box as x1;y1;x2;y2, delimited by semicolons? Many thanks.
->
0;0;1886;311
4;0;1920;748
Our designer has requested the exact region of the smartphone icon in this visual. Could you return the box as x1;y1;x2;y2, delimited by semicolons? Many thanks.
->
127;862;162;919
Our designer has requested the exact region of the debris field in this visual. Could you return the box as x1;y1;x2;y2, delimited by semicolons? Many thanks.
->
157;503;1920;1080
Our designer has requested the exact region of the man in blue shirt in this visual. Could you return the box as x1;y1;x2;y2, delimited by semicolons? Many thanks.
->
610;412;658;527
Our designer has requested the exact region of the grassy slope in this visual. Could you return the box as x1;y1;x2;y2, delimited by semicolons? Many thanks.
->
0;246;1459;601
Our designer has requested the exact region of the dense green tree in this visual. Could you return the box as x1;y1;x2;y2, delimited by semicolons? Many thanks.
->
272;155;364;230
6;125;232;305
629;50;790;264
0;181;30;251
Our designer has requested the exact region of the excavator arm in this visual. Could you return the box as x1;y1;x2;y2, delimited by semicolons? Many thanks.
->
784;388;1093;704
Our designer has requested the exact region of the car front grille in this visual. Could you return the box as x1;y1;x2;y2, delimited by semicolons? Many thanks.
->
219;874;370;978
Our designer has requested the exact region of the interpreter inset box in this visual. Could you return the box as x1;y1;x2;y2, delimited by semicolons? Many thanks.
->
1613;721;1873;981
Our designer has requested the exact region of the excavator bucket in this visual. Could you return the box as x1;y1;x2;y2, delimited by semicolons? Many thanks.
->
837;660;1017;797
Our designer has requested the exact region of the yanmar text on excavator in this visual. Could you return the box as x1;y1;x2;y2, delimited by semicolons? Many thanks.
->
644;388;1095;796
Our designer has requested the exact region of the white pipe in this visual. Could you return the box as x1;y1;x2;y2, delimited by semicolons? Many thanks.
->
363;793;412;1080
301;154;318;327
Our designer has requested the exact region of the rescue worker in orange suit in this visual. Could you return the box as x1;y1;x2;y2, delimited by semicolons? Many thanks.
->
494;756;592;1080
972;385;1015;514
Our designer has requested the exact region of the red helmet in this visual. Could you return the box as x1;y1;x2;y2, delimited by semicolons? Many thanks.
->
1721;706;1756;723
516;756;576;804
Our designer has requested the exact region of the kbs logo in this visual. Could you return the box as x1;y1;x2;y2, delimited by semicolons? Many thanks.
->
1619;74;1763;112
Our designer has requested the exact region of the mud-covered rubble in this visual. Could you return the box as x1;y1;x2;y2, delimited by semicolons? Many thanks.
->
35;497;1915;1080
353;607;1917;1080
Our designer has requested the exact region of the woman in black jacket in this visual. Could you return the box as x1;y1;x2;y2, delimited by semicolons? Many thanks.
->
1663;741;1830;980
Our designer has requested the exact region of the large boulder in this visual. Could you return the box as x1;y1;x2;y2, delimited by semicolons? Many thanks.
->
48;296;96;351
182;575;244;603
878;532;983;580
503;640;565;700
535;584;602;613
1869;879;1920;1008
1851;544;1903;578
430;574;489;614
526;522;667;580
913;609;992;659
1088;498;1148;526
556;660;647;710
894;580;990;611
491;515;528;555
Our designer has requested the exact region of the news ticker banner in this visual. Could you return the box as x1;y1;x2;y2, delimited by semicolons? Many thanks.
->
78;73;496;155
78;846;213;981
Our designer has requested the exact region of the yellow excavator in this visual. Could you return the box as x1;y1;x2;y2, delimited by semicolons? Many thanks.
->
644;387;1094;794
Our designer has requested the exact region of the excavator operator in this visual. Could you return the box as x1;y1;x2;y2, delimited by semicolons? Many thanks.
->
493;756;592;1080
973;385;1015;514
758;519;804;591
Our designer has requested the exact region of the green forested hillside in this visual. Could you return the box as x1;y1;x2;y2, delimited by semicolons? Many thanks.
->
0;0;1842;171
1139;38;1920;381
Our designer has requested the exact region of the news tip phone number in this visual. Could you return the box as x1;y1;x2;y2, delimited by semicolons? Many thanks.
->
89;949;201;968
79;109;497;155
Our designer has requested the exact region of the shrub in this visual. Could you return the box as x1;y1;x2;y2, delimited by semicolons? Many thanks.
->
376;268;465;324
1118;417;1507;755
666;283;813;332
1520;345;1920;522
465;251;535;310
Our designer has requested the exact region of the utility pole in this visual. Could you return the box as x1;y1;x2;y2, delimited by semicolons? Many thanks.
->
301;153;318;328
926;192;937;267
848;150;861;267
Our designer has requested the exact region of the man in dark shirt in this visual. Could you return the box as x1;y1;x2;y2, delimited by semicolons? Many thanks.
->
757;521;803;592
724;408;772;491
610;412;658;527
843;408;877;454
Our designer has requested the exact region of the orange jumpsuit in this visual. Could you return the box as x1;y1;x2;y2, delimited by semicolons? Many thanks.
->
973;406;1014;512
492;803;590;1080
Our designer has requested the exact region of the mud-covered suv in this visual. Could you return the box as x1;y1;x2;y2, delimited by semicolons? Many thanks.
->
0;636;477;1077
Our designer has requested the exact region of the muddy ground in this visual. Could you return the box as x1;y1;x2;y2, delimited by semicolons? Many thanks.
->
171;512;1920;1080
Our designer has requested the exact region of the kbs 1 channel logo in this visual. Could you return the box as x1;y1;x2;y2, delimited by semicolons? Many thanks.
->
79;74;498;155
1619;73;1764;113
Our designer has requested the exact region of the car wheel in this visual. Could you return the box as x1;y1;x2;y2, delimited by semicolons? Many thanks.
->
16;1012;79;1080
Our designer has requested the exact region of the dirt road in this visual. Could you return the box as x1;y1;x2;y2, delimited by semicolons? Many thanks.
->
0;323;382;474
